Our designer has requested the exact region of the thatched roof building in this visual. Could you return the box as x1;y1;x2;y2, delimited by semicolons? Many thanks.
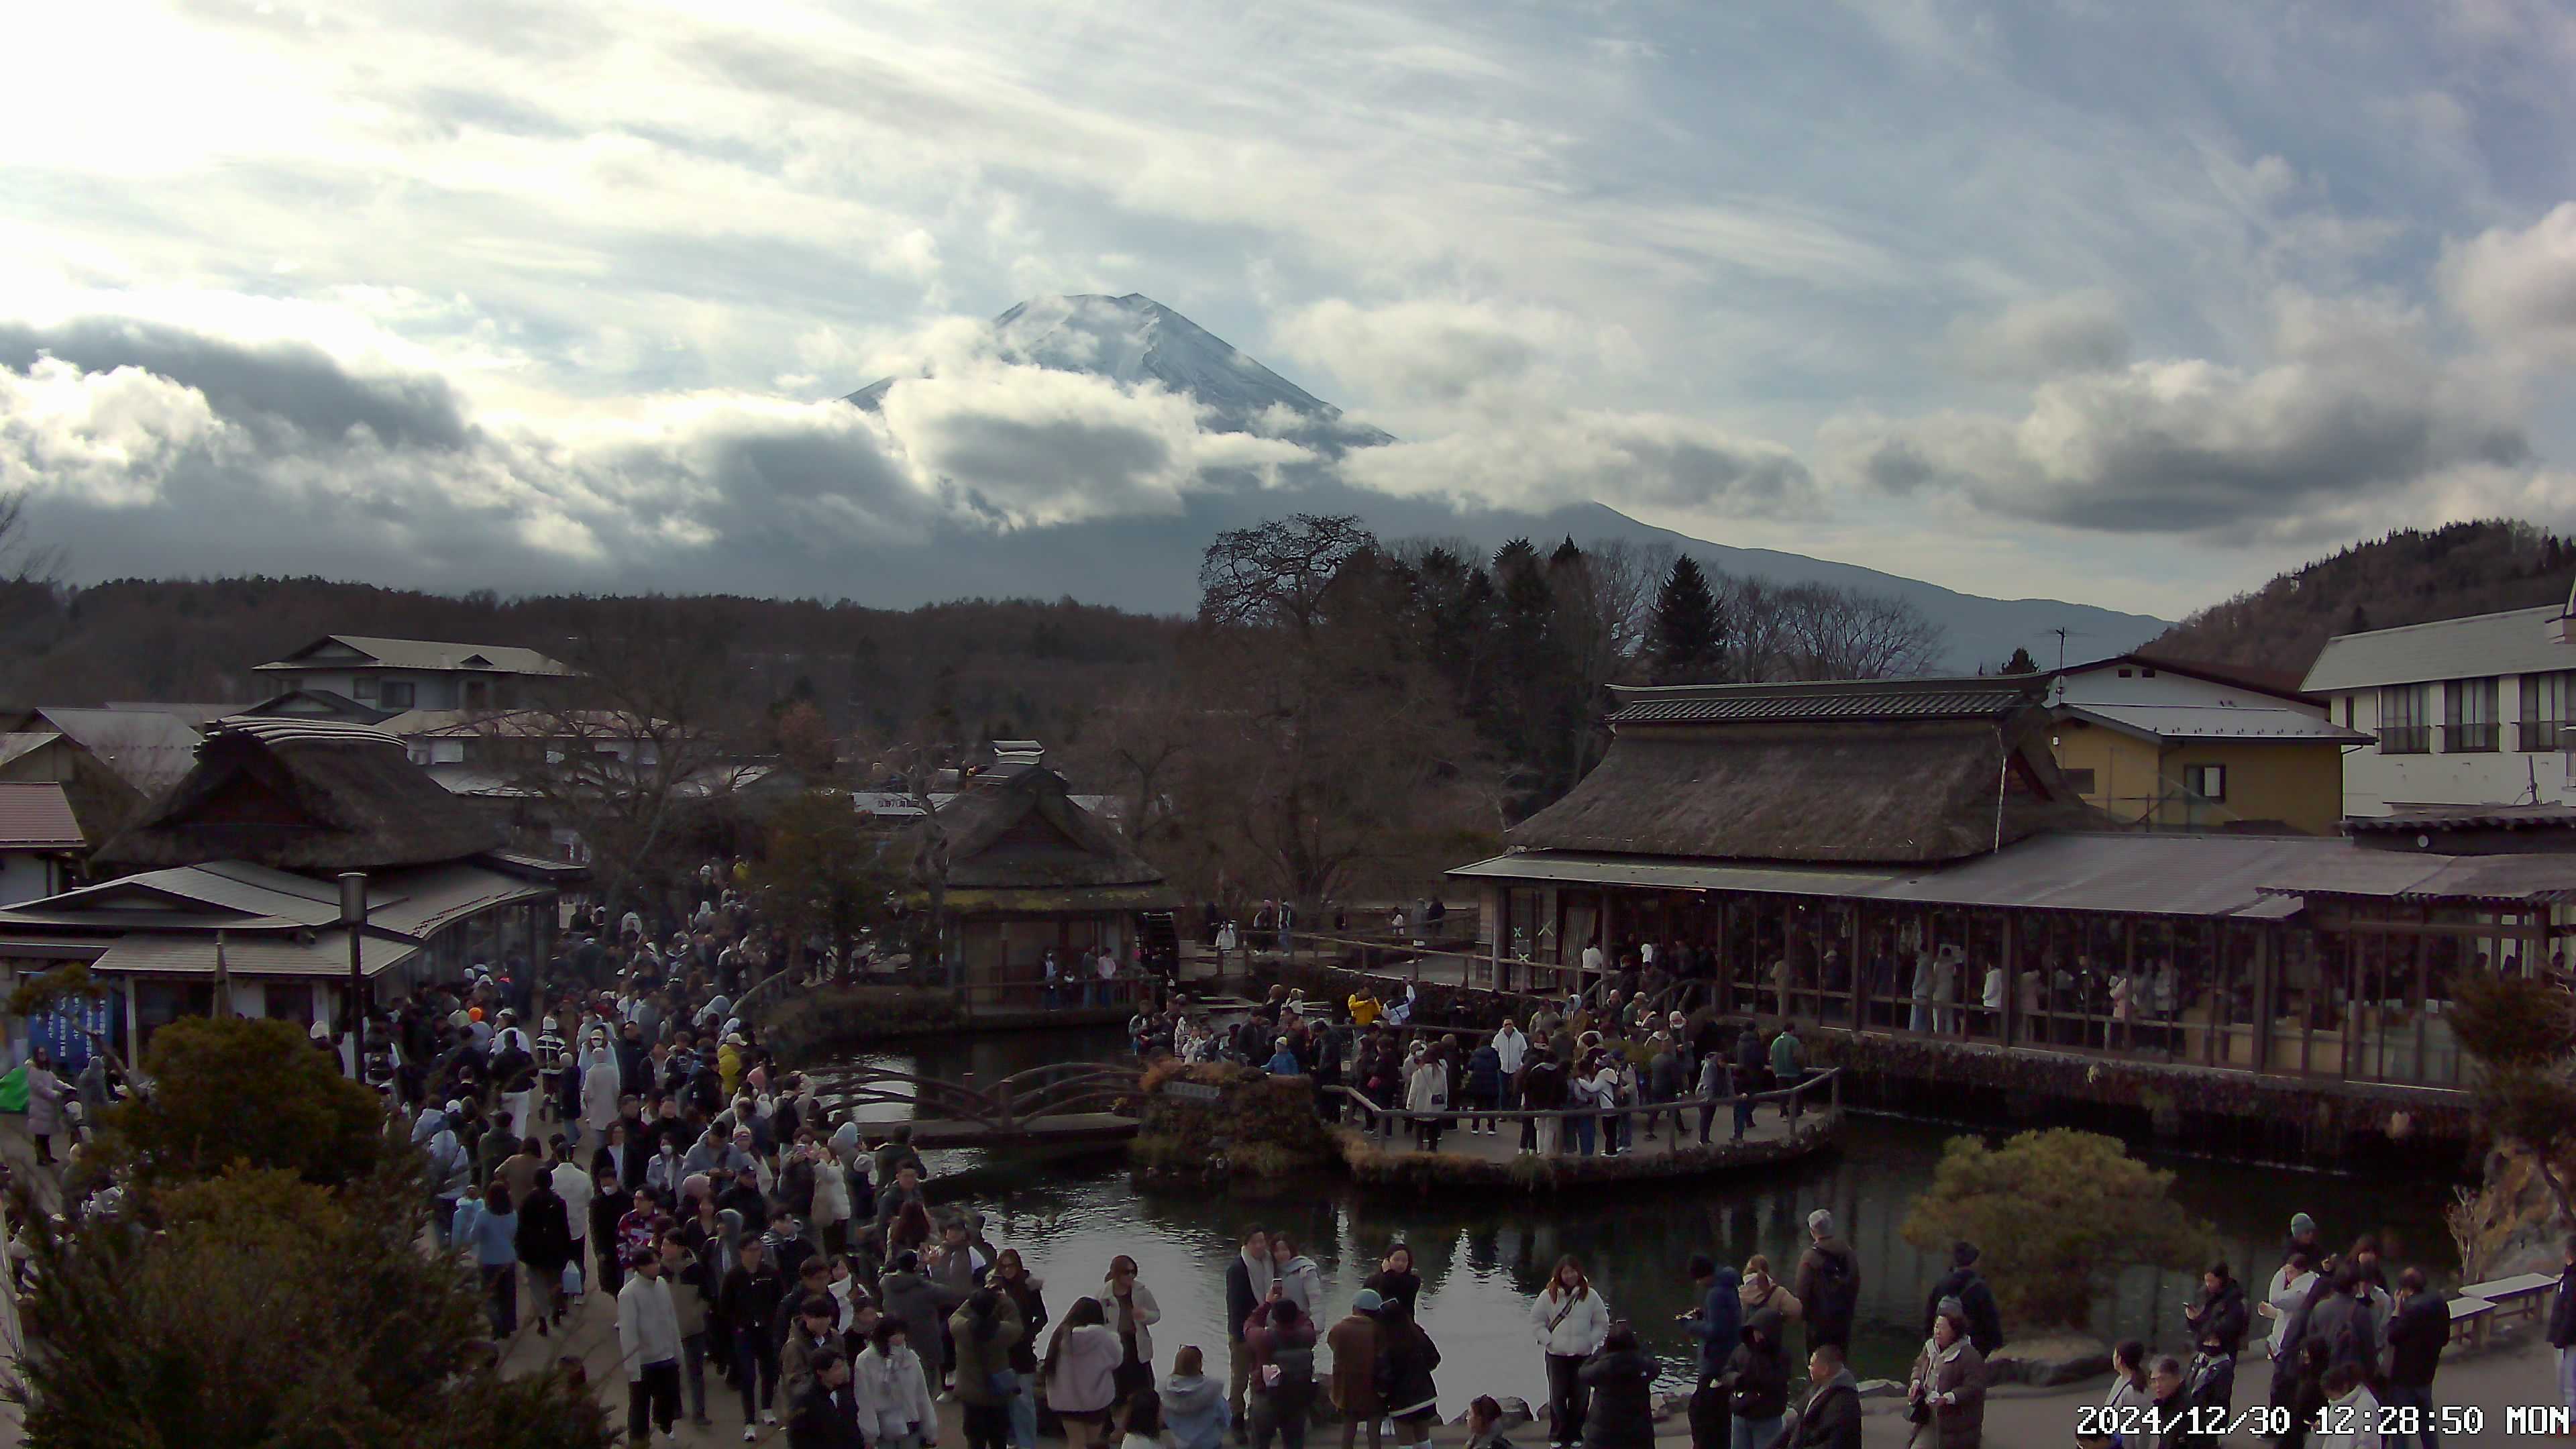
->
905;758;1175;992
929;761;1172;908
1509;678;2082;865
95;717;506;874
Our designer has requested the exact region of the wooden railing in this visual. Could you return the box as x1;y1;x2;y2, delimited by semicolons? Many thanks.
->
1328;1065;1841;1142
820;1061;1142;1132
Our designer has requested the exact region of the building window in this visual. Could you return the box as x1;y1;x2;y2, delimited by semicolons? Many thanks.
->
2445;676;2500;752
378;680;416;708
2378;684;2431;753
2062;767;2097;794
2182;763;2226;802
2522;671;2576;751
350;676;376;700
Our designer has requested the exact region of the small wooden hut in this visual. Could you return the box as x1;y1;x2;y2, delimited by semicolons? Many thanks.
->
921;761;1177;999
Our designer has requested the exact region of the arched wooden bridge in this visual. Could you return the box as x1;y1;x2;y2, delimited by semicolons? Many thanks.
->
814;1061;1144;1148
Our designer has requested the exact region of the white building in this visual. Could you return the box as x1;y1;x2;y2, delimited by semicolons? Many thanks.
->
2302;602;2576;815
252;634;571;712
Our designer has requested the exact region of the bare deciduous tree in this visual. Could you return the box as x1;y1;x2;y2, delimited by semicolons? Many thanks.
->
1197;513;1374;633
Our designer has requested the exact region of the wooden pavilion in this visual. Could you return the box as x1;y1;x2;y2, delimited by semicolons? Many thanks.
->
1448;677;2576;1145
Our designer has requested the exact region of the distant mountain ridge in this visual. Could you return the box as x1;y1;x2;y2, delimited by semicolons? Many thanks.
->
841;292;2167;671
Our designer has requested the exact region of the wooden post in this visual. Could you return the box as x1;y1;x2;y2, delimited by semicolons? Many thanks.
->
1999;910;2018;1046
2252;926;2275;1074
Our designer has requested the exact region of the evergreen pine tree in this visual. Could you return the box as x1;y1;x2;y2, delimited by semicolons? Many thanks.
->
1999;645;2041;674
1652;555;1723;683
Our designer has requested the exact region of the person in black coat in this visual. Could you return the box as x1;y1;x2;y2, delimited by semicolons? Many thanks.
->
2549;1236;2576;1358
590;1169;633;1299
515;1175;578;1334
2383;1267;2449;1411
2182;1263;2250;1358
1722;1307;1790;1434
1921;1242;2006;1358
719;1236;791;1430
1576;1324;1657;1449
787;1346;865;1449
1790;1344;1862;1449
592;1122;641;1195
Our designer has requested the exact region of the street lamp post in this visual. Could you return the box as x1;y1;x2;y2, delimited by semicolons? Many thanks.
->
339;871;368;1081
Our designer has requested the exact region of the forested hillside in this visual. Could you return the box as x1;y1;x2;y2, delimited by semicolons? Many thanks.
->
0;576;1184;747
2144;521;2576;678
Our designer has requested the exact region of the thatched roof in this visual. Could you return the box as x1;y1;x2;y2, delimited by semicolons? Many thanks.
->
1510;692;2083;865
925;765;1165;894
94;717;506;873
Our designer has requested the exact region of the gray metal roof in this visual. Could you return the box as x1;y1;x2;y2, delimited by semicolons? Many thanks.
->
2055;702;2370;744
1864;833;2332;918
255;634;571;676
89;928;419;979
1454;832;2408;919
2302;604;2576;692
2255;850;2576;904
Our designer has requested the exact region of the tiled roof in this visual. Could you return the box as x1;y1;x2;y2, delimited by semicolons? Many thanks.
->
1609;681;2038;726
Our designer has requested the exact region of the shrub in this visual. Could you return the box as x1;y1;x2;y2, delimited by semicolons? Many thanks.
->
105;1015;387;1189
9;1165;611;1448
2455;972;2576;1227
1900;1128;2213;1332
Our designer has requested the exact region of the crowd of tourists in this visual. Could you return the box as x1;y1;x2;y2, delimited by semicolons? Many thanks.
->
1130;982;1815;1157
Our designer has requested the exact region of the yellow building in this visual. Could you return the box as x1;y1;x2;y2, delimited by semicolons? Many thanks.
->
2046;655;2365;836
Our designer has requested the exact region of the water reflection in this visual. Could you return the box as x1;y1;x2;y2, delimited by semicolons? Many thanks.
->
816;1032;2460;1409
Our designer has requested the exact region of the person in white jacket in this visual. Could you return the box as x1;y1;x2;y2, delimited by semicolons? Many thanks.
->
1531;1258;1611;1448
580;1042;624;1158
1269;1233;1325;1322
855;1318;936;1449
1404;1050;1452;1152
617;1248;684;1444
1491;1020;1529;1105
1096;1256;1161;1400
810;1140;854;1255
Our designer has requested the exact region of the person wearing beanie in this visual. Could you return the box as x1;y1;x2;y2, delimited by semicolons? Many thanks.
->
1921;1243;2004;1359
1794;1209;1861;1357
2286;1212;2322;1263
1328;1291;1385;1449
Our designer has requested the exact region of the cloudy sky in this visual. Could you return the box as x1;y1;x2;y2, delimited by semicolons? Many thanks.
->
9;0;2576;618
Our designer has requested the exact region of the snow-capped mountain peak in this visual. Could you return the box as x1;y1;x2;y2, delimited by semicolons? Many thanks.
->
847;292;1392;447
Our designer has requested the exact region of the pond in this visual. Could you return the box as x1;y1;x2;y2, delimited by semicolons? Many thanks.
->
813;1029;2462;1410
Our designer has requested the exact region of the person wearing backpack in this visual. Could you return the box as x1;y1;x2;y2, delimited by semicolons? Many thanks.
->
1920;1244;2004;1360
1244;1297;1318;1449
1792;1212;1860;1358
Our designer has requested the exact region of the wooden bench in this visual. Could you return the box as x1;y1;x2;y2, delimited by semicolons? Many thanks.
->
2445;1295;2496;1346
2457;1272;2557;1328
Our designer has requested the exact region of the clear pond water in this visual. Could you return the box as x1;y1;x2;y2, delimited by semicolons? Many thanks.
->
814;1029;2461;1411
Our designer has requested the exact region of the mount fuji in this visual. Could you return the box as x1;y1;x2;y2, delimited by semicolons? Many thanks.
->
850;292;1392;451
843;293;2165;670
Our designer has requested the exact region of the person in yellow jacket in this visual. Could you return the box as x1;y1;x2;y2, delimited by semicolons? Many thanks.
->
1348;991;1381;1027
718;1036;745;1099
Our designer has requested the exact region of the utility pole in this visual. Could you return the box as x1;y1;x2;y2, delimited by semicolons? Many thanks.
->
339;872;368;1081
